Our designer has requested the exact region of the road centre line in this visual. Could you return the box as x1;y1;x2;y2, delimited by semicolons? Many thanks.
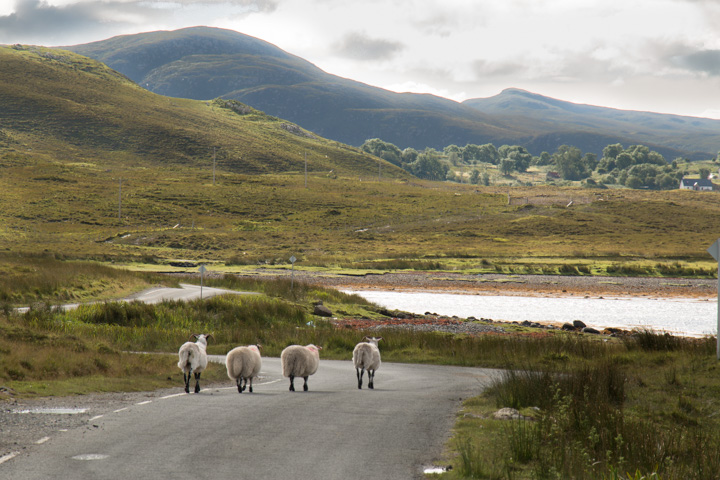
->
89;415;104;421
136;400;152;405
0;452;19;465
113;407;128;413
35;437;50;445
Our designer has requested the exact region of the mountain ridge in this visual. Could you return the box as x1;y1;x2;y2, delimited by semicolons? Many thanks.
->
63;27;720;159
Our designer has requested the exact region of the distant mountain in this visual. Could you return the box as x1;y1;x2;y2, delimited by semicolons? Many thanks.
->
63;27;524;150
65;27;719;159
464;89;720;160
0;44;399;177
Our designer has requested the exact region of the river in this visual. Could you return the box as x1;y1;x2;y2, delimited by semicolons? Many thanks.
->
343;290;717;337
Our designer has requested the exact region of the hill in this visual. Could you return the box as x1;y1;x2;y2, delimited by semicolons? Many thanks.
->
63;27;525;150
464;88;720;160
65;27;719;159
0;43;400;177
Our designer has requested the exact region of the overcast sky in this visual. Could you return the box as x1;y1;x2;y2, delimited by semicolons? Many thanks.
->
1;0;719;119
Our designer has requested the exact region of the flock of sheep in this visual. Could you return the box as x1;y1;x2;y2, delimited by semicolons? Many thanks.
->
177;334;384;393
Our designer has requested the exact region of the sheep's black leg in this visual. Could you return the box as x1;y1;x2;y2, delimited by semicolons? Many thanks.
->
184;369;192;393
248;378;253;393
240;378;247;392
357;367;364;389
289;375;295;391
303;376;309;392
194;372;201;393
368;369;375;389
236;378;242;394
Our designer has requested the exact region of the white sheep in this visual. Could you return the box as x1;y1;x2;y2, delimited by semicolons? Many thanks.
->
352;336;382;389
177;333;212;393
225;344;262;393
280;344;322;392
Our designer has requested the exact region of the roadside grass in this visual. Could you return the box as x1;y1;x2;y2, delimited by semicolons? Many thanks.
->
0;252;175;307
436;331;720;480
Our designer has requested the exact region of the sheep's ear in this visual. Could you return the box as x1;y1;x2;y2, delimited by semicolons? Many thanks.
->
256;344;263;350
362;336;370;341
205;334;214;341
191;334;198;340
377;337;383;342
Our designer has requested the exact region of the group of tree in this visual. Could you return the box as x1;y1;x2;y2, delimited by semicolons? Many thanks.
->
360;138;715;190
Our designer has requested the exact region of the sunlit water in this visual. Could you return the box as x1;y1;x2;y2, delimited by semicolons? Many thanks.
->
343;290;718;337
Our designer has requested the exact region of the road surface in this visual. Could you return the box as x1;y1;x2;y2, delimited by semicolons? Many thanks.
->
1;357;500;479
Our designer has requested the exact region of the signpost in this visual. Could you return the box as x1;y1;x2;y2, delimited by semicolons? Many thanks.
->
707;239;720;360
198;264;207;301
289;256;297;289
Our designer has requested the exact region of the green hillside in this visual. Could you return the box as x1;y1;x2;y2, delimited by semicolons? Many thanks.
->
0;44;400;177
2;43;720;274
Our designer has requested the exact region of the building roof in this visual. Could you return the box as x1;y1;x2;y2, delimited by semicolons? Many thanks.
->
680;178;714;187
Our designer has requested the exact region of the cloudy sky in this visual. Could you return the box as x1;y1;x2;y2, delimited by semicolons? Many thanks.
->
1;0;719;118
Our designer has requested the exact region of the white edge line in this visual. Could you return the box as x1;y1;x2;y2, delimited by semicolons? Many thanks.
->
35;437;50;445
113;407;128;413
136;400;152;405
160;393;187;399
0;452;19;465
89;415;104;421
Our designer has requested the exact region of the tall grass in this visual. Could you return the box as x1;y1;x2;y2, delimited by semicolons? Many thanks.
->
453;330;720;479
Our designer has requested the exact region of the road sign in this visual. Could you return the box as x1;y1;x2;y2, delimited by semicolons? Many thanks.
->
290;256;296;264
198;265;207;300
708;240;720;261
290;256;297;289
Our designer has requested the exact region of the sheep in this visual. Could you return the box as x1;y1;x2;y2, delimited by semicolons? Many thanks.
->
225;344;262;393
352;336;382;389
280;344;322;392
177;333;212;393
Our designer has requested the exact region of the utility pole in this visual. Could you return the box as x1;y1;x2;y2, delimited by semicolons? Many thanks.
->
118;178;122;220
304;151;308;188
213;147;216;185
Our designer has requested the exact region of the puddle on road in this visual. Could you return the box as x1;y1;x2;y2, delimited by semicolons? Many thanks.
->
13;407;88;415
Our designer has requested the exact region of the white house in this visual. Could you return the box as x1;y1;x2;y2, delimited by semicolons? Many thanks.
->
679;178;714;191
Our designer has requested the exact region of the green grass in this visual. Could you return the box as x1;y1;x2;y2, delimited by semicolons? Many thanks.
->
436;332;720;480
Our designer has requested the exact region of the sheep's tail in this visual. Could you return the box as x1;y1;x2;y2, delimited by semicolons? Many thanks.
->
178;347;193;370
355;348;371;369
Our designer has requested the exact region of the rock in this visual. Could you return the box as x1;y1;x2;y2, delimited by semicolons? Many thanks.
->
573;320;587;329
493;408;524;420
313;304;333;317
562;323;576;331
582;327;600;334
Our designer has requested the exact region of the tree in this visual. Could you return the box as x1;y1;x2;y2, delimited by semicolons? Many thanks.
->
477;144;500;164
401;148;418;165
361;138;402;166
602;143;624;160
553;145;589;180
409;151;447;180
699;167;711;180
462;144;481;162
499;158;515;175
469;169;480;185
616;152;634;170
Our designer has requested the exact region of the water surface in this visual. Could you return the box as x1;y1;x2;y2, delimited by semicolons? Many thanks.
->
345;290;717;337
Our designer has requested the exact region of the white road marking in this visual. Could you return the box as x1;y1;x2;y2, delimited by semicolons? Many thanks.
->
160;392;186;399
35;437;50;445
72;454;109;461
0;452;19;465
113;407;128;413
136;400;152;405
89;415;104;421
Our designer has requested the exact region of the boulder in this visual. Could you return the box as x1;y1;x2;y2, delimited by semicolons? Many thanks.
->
582;327;600;334
573;320;587;329
562;323;576;331
493;408;524;420
313;304;333;317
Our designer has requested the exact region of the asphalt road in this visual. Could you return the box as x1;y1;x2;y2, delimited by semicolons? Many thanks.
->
1;357;501;480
